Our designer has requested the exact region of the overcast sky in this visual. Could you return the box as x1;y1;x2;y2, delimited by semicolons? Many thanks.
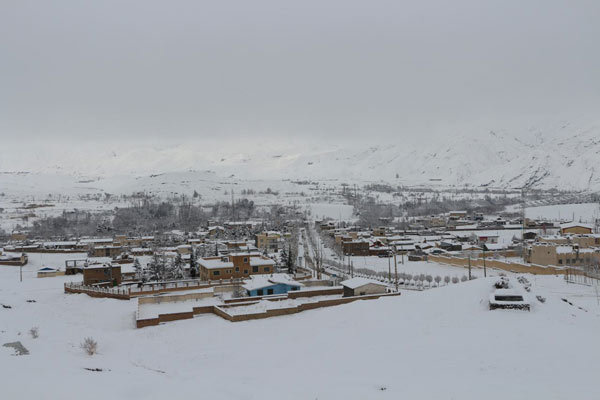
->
1;0;599;150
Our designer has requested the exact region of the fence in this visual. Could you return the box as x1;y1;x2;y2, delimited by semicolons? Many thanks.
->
428;255;565;275
564;268;600;286
65;278;245;299
64;283;131;300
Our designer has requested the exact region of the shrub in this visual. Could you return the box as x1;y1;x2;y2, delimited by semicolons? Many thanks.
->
81;337;98;356
29;327;39;339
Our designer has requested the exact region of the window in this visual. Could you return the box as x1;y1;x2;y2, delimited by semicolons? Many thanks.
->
257;289;263;296
267;289;274;295
243;257;248;263
558;259;563;264
213;270;220;276
235;267;239;272
244;269;248;274
252;266;259;273
264;267;270;273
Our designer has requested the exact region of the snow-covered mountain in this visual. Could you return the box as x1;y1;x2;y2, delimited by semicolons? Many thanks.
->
2;120;600;191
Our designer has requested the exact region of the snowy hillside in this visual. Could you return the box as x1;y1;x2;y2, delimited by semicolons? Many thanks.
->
2;261;600;399
2;120;600;191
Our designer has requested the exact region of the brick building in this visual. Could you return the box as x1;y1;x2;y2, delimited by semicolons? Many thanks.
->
198;253;275;280
83;263;122;286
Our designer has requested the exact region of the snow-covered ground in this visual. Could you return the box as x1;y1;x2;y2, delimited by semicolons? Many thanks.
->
2;251;599;399
340;257;487;279
306;202;355;221
525;202;600;223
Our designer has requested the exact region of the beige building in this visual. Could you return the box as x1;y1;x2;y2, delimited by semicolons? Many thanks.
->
527;243;600;267
255;232;282;252
341;277;388;297
560;222;593;235
198;253;275;280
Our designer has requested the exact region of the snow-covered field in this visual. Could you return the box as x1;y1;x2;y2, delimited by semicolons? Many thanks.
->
306;202;355;221
341;257;487;279
525;202;600;223
2;252;600;399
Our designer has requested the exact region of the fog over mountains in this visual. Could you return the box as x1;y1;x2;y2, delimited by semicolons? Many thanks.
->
2;120;599;191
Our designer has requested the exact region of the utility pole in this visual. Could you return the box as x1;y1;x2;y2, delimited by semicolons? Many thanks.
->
468;254;472;280
388;252;391;282
231;189;235;221
393;246;398;291
521;187;526;262
483;247;487;278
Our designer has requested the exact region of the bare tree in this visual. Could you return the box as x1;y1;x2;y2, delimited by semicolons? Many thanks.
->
425;274;433;287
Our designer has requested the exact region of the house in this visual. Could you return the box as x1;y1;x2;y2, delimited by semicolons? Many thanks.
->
439;240;462;252
88;245;124;258
342;240;370;256
198;253;275;280
560;222;593;235
369;246;392;257
373;227;388;236
10;231;27;241
448;211;468;220
83;263;122;286
526;243;600;267
255;232;282;252
523;231;537;240
207;226;226;237
242;274;303;296
477;234;499;245
340;277;388;297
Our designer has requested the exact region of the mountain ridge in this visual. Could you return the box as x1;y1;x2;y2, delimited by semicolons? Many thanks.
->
2;121;600;191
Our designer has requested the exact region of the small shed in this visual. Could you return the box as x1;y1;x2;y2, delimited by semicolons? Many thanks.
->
37;267;61;278
243;274;302;297
83;263;122;286
340;277;388;297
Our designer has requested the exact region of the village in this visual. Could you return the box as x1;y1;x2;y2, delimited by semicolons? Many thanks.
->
2;197;599;331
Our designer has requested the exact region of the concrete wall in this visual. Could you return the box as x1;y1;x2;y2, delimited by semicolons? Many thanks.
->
136;289;399;327
428;255;564;275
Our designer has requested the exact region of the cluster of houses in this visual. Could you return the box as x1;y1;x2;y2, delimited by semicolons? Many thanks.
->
319;212;600;270
1;224;295;288
319;218;512;259
525;223;600;267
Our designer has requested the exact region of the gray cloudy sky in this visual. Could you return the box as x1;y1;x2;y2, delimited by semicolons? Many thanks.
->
1;0;599;148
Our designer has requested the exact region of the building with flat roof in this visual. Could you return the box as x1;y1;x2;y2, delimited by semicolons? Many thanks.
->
198;253;275;280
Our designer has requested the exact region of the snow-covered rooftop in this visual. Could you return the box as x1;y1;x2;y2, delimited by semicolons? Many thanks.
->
340;277;386;289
